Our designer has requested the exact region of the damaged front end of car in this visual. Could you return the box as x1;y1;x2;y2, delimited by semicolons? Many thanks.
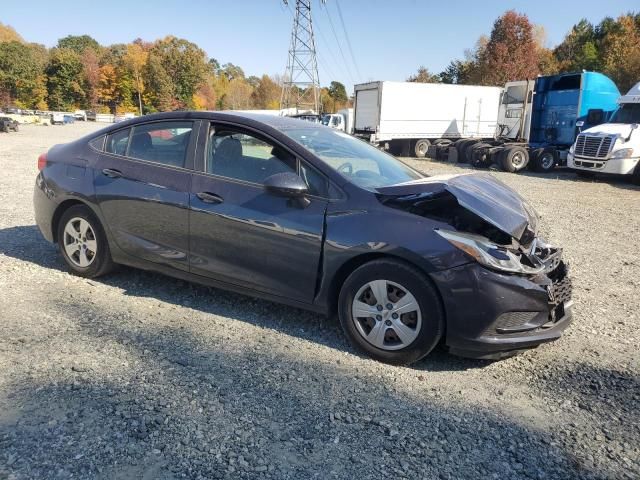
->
377;173;573;359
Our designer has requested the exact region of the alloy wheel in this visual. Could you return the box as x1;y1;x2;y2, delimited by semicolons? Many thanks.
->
63;217;97;267
351;279;422;351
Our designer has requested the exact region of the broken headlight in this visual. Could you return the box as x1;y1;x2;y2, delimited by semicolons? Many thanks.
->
436;229;544;275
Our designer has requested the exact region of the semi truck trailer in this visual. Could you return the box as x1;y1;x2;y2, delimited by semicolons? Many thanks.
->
568;81;640;184
431;71;621;173
352;81;505;157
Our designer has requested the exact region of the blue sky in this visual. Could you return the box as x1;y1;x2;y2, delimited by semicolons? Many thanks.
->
2;0;637;91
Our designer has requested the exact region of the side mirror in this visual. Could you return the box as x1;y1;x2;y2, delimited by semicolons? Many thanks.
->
264;172;309;198
625;123;638;142
575;120;584;127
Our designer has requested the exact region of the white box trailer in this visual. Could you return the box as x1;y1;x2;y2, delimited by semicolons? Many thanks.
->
353;81;502;157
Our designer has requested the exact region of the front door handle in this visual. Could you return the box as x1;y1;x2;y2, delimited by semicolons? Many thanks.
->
196;192;224;204
102;168;122;178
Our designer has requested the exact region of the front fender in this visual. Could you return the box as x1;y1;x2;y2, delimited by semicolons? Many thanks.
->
313;207;472;311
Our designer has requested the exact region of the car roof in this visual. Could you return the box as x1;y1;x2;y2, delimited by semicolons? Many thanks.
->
104;111;324;133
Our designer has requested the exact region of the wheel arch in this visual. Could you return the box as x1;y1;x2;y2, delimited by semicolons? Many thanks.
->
322;251;447;326
51;199;98;243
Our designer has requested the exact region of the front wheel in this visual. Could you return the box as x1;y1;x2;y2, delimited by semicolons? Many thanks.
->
532;147;557;173
338;259;444;365
57;205;114;278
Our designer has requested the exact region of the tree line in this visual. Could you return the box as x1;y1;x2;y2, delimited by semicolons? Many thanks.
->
0;24;350;114
1;10;638;114
408;11;640;93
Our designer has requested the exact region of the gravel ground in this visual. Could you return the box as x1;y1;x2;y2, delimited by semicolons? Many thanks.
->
0;123;639;480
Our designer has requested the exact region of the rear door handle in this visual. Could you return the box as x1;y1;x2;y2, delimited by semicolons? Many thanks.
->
196;192;224;204
102;168;122;178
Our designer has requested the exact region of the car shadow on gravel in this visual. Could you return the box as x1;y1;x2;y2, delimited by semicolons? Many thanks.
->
1;298;627;480
0;224;488;373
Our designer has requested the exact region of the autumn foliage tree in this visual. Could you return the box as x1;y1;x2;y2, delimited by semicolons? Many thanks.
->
480;10;541;85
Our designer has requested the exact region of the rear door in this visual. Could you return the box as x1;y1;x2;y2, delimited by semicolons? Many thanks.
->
354;84;381;133
189;122;328;303
93;120;198;271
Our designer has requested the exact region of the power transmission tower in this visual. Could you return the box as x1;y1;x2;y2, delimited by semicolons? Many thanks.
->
281;0;323;114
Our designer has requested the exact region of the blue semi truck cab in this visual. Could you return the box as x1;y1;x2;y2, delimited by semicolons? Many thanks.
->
466;71;621;173
528;72;620;168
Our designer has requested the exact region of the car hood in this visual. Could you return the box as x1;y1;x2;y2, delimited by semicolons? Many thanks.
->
376;173;538;240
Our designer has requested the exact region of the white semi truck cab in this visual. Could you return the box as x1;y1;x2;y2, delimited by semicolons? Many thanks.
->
568;81;640;183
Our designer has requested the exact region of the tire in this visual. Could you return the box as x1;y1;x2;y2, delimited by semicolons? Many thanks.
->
470;142;493;168
455;140;475;164
414;139;431;158
532;147;557;173
631;163;640;186
338;259;444;365
462;140;481;164
500;146;529;173
57;205;114;278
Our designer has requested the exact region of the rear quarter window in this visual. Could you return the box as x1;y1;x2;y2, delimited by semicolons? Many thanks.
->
89;135;105;151
106;129;131;156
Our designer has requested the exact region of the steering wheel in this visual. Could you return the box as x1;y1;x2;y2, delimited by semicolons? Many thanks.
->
337;162;353;175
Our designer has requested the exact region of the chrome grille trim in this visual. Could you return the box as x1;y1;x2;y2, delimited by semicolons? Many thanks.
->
574;134;614;159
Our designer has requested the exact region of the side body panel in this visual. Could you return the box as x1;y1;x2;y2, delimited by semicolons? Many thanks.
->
93;153;192;271
357;81;502;141
189;173;327;304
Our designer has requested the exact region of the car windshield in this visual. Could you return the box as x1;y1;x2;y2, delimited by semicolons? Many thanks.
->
610;103;640;124
281;127;424;189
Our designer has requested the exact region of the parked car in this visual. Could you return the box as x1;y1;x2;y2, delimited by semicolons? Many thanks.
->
0;116;19;132
51;113;65;125
33;112;573;365
74;110;87;121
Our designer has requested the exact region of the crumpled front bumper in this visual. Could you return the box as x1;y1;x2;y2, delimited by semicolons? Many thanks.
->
430;261;573;360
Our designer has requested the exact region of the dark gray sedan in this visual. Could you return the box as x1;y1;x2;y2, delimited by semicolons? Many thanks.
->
33;112;572;365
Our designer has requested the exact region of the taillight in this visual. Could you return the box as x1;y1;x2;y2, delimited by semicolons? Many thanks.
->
38;152;47;170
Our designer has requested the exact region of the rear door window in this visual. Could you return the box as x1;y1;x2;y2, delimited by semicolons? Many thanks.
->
105;129;130;156
129;121;193;168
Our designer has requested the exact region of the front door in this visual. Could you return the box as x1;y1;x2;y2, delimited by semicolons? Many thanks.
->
94;120;197;271
189;123;328;303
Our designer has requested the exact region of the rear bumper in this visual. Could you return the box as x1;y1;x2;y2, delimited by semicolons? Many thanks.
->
33;173;56;242
568;152;639;175
430;262;573;360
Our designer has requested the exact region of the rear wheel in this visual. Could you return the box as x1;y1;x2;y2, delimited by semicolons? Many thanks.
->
57;205;114;278
414;139;431;158
532;147;557;173
456;140;475;164
470;142;493;168
338;259;444;365
500;146;529;173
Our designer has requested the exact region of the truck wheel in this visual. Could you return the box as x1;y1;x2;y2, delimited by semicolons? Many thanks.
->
532;147;557;173
632;163;640;186
414;139;431;158
456;140;476;164
463;140;482;164
470;143;492;168
500;146;529;173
